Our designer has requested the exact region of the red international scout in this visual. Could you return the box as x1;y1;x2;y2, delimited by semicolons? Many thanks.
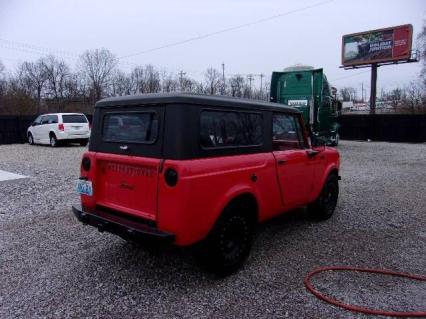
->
73;93;340;274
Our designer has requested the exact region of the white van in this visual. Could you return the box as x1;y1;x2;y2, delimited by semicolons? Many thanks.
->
27;113;90;147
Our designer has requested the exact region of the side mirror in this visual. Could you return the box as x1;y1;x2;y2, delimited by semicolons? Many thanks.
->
31;122;37;126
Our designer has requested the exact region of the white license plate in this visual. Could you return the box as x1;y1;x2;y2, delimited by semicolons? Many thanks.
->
76;180;93;196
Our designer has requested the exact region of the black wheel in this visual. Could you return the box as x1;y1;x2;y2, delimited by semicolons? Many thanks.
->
49;134;58;147
196;205;255;276
28;133;34;145
308;174;339;220
79;139;89;147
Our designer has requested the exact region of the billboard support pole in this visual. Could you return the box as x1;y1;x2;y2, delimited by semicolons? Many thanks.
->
369;63;378;115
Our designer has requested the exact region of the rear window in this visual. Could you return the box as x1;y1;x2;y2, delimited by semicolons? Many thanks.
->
62;114;87;123
102;112;158;144
200;110;263;148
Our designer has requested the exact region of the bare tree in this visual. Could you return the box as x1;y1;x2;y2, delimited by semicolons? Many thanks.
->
387;88;402;110
41;55;70;107
204;67;221;95
143;65;161;93
161;71;179;93
18;59;47;109
417;20;426;88
79;48;118;102
339;87;357;102
111;70;132;96
228;75;245;97
0;60;6;97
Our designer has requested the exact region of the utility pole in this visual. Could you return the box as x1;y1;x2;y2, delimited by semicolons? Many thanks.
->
360;82;364;103
370;64;378;114
178;70;186;92
259;73;264;96
247;74;254;98
221;62;225;95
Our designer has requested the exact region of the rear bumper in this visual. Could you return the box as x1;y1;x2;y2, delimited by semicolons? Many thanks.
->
72;204;175;243
57;132;90;140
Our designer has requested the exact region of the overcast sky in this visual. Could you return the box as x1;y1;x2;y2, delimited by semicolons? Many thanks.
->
1;0;425;95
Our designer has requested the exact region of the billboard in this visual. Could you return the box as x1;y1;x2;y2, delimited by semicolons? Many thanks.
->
342;24;413;67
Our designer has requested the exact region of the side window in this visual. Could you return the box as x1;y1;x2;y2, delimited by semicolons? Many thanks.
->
33;116;42;125
200;110;263;148
272;113;305;151
48;115;58;124
40;116;49;125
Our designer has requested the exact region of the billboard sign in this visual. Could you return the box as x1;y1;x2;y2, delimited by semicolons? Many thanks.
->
342;24;413;67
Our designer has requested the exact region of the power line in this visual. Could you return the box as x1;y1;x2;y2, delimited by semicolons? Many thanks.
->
119;0;334;59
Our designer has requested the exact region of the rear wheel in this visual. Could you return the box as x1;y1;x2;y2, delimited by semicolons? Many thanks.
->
196;205;255;276
308;174;339;220
28;133;34;145
50;134;58;147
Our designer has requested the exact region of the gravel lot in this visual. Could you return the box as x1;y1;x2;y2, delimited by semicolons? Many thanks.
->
0;141;425;318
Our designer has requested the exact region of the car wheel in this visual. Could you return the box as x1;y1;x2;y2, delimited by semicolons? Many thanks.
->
79;139;89;147
28;133;34;145
196;206;255;276
308;174;339;220
50;134;58;147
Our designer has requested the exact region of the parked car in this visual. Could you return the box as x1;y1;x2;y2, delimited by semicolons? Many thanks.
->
27;113;90;147
73;94;340;274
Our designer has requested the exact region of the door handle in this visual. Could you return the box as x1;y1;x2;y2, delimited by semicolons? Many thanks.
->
277;159;287;165
306;149;320;158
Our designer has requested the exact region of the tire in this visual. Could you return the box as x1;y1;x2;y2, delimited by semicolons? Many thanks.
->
308;174;339;220
196;205;255;276
79;139;89;147
49;134;58;147
28;133;34;145
330;133;339;147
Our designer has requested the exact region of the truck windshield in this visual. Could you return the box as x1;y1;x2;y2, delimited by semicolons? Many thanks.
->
102;112;158;144
62;114;87;123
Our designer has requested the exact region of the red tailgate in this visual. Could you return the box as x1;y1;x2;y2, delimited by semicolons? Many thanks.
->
94;153;160;221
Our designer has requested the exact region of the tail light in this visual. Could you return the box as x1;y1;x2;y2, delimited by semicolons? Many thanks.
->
82;157;91;171
58;123;64;131
164;168;178;187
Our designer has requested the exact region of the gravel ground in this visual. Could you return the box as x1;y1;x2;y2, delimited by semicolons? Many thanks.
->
0;141;425;318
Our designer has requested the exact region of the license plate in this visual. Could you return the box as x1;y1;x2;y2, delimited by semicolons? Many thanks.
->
76;180;93;196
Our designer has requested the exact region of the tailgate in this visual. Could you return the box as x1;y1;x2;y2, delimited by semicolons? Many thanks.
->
94;153;160;221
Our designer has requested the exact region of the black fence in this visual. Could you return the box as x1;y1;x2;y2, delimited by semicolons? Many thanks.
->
338;114;426;143
0;115;93;145
0;114;425;145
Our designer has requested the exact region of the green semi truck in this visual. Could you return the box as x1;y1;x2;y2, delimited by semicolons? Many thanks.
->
270;65;341;146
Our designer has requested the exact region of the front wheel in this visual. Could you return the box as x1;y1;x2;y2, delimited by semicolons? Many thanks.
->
308;174;339;220
196;208;255;276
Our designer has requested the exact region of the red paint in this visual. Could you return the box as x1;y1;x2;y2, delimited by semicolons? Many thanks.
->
79;147;339;246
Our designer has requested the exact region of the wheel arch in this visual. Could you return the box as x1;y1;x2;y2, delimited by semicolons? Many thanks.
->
207;189;259;238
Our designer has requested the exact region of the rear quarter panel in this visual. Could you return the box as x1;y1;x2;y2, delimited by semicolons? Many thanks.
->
158;153;283;246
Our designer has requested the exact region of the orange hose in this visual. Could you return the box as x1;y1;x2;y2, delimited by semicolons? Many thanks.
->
304;266;426;317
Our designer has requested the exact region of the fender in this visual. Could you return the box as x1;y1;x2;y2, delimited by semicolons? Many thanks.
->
312;162;339;201
206;183;259;235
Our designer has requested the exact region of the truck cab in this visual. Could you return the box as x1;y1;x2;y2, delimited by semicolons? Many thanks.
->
270;65;341;146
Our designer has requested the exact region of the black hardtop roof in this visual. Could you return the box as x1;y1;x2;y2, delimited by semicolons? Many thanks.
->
95;93;299;113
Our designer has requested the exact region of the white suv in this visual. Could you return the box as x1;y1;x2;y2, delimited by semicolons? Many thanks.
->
27;113;90;147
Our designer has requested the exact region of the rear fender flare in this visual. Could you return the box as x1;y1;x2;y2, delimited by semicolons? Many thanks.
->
206;184;259;236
